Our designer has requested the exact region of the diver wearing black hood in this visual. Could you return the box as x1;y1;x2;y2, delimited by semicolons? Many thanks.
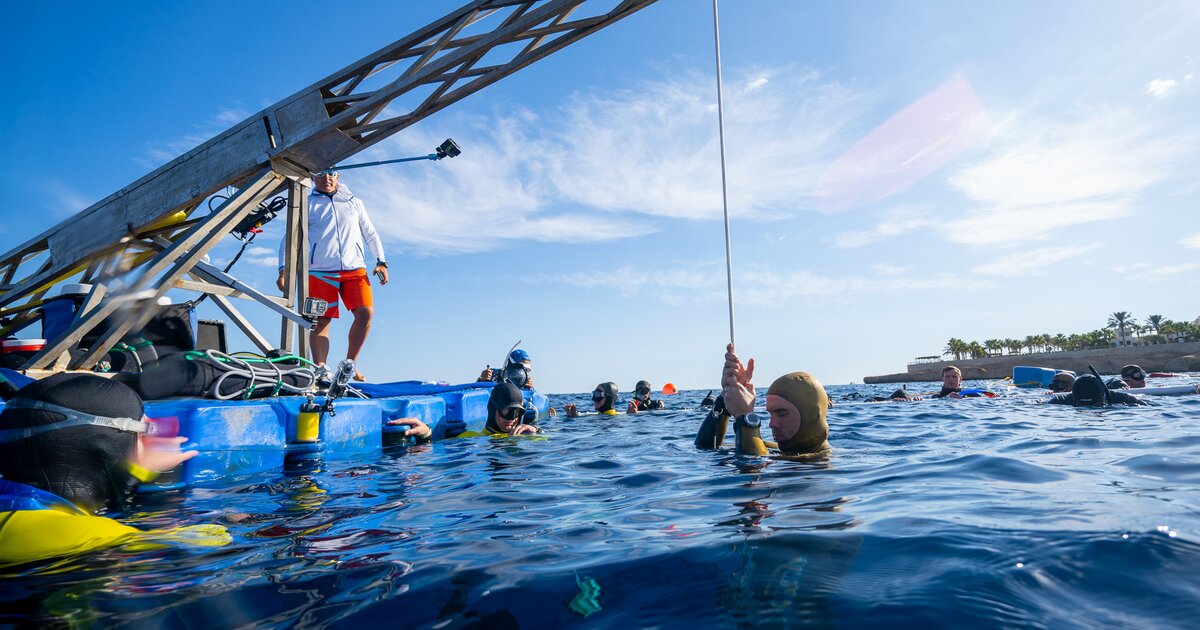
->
482;383;538;436
1048;374;1147;407
565;382;621;417
627;380;666;413
0;374;225;566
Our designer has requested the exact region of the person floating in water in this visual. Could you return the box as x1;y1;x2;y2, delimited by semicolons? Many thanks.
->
1049;371;1076;393
932;366;992;398
1107;364;1147;390
0;374;229;568
1047;374;1148;407
477;349;535;390
387;383;538;440
695;344;829;457
865;388;922;402
626;380;666;413
565;382;621;417
699;390;716;408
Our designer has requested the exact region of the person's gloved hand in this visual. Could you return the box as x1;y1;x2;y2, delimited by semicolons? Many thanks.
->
477;368;494;382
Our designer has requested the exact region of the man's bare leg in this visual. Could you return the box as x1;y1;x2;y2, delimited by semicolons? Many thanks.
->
347;305;373;381
311;316;333;367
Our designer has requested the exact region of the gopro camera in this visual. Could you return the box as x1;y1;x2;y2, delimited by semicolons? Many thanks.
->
302;297;328;322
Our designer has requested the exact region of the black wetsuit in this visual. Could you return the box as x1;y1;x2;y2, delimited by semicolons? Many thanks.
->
632;395;665;411
1047;391;1148;406
933;387;986;398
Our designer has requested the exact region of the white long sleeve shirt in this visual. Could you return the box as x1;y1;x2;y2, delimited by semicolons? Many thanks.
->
278;184;386;272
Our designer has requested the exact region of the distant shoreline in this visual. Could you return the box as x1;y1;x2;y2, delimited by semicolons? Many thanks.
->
863;342;1200;384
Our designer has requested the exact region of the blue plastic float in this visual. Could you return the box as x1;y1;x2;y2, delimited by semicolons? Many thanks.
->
135;381;551;489
1013;366;1057;388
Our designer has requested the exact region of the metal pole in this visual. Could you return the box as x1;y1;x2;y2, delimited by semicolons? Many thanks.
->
712;0;736;347
336;154;438;171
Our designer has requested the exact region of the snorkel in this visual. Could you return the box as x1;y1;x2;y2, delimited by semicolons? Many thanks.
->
1087;364;1113;407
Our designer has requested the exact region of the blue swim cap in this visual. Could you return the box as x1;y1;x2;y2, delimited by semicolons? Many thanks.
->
509;349;530;364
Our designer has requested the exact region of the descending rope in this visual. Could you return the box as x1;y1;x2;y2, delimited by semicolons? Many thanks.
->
711;0;736;346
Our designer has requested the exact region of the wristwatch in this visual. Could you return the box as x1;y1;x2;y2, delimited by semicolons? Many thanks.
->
376;260;388;268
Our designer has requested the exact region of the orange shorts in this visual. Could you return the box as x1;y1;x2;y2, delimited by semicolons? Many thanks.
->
308;269;372;319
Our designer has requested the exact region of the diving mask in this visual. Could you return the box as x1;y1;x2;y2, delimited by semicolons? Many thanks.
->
0;398;156;444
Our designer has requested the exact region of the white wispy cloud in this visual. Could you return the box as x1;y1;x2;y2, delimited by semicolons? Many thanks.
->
42;179;94;218
140;107;250;168
1182;232;1200;249
871;262;908;276
1142;262;1200;280
537;261;980;308
941;110;1190;245
971;244;1103;277
242;246;278;267
347;66;869;254
831;206;933;248
1145;78;1179;98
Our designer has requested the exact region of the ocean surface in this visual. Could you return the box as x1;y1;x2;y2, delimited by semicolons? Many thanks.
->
2;379;1199;628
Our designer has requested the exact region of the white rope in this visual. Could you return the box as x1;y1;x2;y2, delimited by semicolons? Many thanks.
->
711;0;736;346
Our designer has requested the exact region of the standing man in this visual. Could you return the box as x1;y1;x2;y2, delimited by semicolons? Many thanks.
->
278;169;387;382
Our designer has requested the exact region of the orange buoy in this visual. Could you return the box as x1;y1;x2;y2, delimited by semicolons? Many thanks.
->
662;383;677;395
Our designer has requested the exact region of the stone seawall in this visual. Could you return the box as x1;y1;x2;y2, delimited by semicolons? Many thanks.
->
863;342;1200;384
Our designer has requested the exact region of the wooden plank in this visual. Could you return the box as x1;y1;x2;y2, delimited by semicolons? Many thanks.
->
188;260;310;326
279;181;303;352
69;170;283;370
48;282;108;371
173;279;290;307
295;186;311;360
211;295;273;353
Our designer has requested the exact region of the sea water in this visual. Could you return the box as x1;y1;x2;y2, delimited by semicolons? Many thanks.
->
2;381;1199;627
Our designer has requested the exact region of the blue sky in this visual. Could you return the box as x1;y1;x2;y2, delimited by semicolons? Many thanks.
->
2;1;1198;393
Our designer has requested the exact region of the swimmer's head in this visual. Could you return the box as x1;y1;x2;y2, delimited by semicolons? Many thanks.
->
591;382;619;412
0;373;146;513
508;349;531;368
1050;371;1076;393
486;382;526;434
941;366;962;390
634;380;652;401
1120;364;1146;388
1070;374;1108;407
765;372;829;454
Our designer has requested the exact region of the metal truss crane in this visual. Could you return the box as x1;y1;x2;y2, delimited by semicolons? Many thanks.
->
0;0;659;373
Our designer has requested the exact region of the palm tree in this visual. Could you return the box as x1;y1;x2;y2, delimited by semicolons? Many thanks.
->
1023;335;1040;354
1005;338;1022;355
1107;311;1134;346
985;339;1003;357
1052;334;1068;352
944;338;966;361
1146;314;1164;336
968;341;986;359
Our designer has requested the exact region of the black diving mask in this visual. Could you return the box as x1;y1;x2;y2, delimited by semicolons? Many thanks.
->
591;390;607;402
0;398;156;444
